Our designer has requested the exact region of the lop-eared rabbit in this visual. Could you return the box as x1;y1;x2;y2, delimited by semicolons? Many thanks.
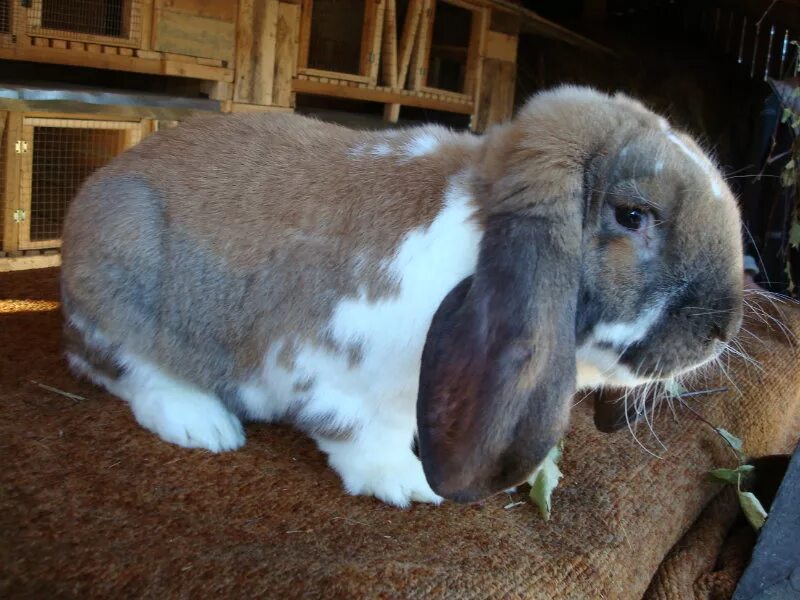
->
61;86;743;506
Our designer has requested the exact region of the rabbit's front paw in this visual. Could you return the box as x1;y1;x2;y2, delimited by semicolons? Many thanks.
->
322;438;443;508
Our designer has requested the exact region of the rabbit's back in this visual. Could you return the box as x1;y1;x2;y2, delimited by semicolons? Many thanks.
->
61;112;479;401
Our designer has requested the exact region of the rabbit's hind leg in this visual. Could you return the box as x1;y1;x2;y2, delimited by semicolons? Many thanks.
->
65;315;244;452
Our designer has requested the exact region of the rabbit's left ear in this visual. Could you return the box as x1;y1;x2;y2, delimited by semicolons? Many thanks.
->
417;210;581;503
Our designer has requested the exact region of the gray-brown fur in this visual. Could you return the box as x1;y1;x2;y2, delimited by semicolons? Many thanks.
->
61;115;479;411
61;86;744;502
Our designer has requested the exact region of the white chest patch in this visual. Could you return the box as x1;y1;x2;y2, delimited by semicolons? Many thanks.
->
240;174;483;433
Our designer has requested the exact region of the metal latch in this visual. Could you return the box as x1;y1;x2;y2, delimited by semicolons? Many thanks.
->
13;209;26;223
15;140;28;154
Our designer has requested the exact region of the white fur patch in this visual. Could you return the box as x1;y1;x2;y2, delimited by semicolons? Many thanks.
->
403;132;440;157
576;345;650;389
666;132;723;199
114;353;245;452
238;173;482;506
576;302;666;389
592;303;664;347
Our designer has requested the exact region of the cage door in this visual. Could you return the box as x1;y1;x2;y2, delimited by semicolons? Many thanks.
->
26;0;140;46
17;117;143;251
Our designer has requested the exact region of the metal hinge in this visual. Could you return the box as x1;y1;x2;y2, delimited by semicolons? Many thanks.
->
13;209;26;223
15;140;28;154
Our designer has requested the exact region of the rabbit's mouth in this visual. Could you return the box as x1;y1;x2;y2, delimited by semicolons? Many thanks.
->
576;334;730;391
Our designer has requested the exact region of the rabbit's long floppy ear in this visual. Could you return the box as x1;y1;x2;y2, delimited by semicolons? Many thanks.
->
417;210;582;503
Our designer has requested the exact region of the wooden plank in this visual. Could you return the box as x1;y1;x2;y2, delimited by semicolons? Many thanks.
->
196;56;225;67
397;0;423;87
234;0;279;105
227;102;293;114
409;0;435;90
119;47;134;56
485;30;517;62
140;0;154;50
0;254;62;272
86;44;103;52
16;121;34;251
1;111;22;254
273;2;301;107
297;0;312;69
472;57;514;132
464;6;487;99
163;59;234;81
135;49;162;59
292;77;473;114
297;68;370;83
103;46;119;54
32;38;49;48
381;0;398;87
161;0;237;22
383;103;400;122
67;41;86;51
154;8;235;62
0;44;230;80
360;0;386;84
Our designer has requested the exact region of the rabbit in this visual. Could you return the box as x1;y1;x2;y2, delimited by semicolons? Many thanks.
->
61;85;744;507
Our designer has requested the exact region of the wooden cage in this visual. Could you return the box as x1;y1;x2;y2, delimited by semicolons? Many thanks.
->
1;111;154;263
0;0;605;269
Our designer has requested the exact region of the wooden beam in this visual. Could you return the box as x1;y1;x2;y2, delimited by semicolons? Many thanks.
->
360;0;386;84
381;0;398;87
297;0;312;69
273;1;301;107
485;30;517;63
2;112;22;254
397;0;423;88
410;0;435;90
234;0;280;105
0;47;232;81
293;77;473;114
383;103;401;123
466;6;488;119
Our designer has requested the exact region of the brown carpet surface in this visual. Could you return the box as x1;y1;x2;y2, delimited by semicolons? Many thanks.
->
1;268;799;599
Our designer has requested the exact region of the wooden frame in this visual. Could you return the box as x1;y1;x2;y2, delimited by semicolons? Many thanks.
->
15;116;143;251
412;0;486;98
2;111;23;254
297;0;384;85
26;0;142;48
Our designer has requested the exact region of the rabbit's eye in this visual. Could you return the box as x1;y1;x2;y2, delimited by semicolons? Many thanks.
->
615;206;645;231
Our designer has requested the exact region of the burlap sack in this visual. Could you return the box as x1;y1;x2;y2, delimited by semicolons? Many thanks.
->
1;269;798;599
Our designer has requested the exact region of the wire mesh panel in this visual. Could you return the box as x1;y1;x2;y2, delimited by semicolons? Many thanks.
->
27;0;141;44
0;0;14;49
0;115;6;250
18;118;141;249
0;0;10;34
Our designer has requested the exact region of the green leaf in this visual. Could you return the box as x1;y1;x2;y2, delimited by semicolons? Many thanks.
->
715;427;747;461
790;219;800;249
738;491;768;530
528;441;564;521
782;107;793;123
787;159;796;170
709;464;755;485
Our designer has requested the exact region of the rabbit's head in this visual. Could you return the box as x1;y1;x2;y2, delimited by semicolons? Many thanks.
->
417;86;743;502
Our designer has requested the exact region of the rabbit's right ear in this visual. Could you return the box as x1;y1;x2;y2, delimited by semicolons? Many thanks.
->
417;205;582;503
